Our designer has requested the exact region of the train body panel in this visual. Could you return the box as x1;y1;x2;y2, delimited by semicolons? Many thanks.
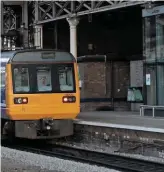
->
1;86;10;119
1;56;10;119
7;93;79;120
1;49;80;139
5;63;80;120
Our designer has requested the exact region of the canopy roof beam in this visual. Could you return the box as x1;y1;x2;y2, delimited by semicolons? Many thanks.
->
35;0;145;24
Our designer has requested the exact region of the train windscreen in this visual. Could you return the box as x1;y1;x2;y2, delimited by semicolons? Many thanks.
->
12;63;76;94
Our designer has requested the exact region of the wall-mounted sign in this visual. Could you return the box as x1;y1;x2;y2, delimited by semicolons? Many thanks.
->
127;87;143;103
146;74;151;86
88;44;93;50
142;5;164;17
41;52;56;59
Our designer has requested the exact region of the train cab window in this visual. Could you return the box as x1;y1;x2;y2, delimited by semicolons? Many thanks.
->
36;67;52;92
58;66;74;91
13;68;30;93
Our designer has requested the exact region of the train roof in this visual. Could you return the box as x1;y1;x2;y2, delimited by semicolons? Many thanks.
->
0;49;75;63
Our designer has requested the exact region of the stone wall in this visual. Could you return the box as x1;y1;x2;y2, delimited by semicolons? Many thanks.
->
79;62;106;99
80;102;130;112
54;124;164;160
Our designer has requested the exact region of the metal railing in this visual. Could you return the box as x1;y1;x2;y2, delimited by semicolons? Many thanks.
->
140;105;164;117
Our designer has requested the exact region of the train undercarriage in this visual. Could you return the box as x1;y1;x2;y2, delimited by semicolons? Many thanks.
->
1;118;73;140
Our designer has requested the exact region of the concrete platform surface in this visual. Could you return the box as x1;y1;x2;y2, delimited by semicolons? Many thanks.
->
75;111;164;133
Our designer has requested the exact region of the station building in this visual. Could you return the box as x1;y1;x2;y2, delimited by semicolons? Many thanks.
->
1;1;164;115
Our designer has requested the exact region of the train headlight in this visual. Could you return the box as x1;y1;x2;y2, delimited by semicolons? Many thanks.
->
17;98;22;104
22;98;28;103
14;97;28;104
63;97;68;102
62;96;76;103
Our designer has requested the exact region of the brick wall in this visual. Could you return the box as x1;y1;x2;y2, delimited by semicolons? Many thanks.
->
80;102;112;112
79;62;106;99
79;61;130;111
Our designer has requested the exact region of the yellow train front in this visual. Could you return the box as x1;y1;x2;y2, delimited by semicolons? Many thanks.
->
1;49;80;139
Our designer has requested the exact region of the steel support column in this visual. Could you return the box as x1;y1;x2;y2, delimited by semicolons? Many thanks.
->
67;17;79;58
1;1;4;35
34;25;43;49
22;1;28;48
54;23;58;49
34;1;43;49
1;1;4;49
67;17;82;88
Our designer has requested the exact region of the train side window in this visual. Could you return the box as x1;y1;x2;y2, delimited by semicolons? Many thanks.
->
1;67;5;87
14;68;30;92
58;66;74;91
36;67;52;92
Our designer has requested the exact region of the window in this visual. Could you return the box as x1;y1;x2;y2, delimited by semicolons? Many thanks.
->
14;68;30;93
58;66;74;91
36;67;52;92
1;67;5;87
143;14;164;106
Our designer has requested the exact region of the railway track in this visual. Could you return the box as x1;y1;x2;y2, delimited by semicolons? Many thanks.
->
2;140;164;172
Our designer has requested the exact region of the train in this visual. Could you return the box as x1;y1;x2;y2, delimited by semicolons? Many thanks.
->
1;49;80;139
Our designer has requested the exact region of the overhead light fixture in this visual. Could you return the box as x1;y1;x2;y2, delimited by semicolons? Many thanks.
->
144;2;154;9
88;13;92;23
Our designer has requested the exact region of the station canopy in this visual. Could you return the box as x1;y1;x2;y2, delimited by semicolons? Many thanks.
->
32;1;145;24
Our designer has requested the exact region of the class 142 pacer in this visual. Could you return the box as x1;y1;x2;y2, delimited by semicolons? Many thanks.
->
1;49;80;139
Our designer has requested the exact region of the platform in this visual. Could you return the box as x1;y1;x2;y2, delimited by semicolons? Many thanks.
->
54;111;164;160
74;111;164;133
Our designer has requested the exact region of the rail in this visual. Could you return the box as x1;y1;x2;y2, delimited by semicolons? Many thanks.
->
2;140;164;172
140;105;164;117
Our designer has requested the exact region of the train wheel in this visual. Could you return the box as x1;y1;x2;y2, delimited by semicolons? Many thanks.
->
1;119;7;140
1;120;15;142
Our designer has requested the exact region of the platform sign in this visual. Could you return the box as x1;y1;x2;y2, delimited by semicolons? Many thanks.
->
142;5;164;17
41;52;56;59
146;74;151;86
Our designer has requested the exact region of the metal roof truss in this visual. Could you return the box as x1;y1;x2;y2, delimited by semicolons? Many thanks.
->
35;0;145;24
3;6;17;33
